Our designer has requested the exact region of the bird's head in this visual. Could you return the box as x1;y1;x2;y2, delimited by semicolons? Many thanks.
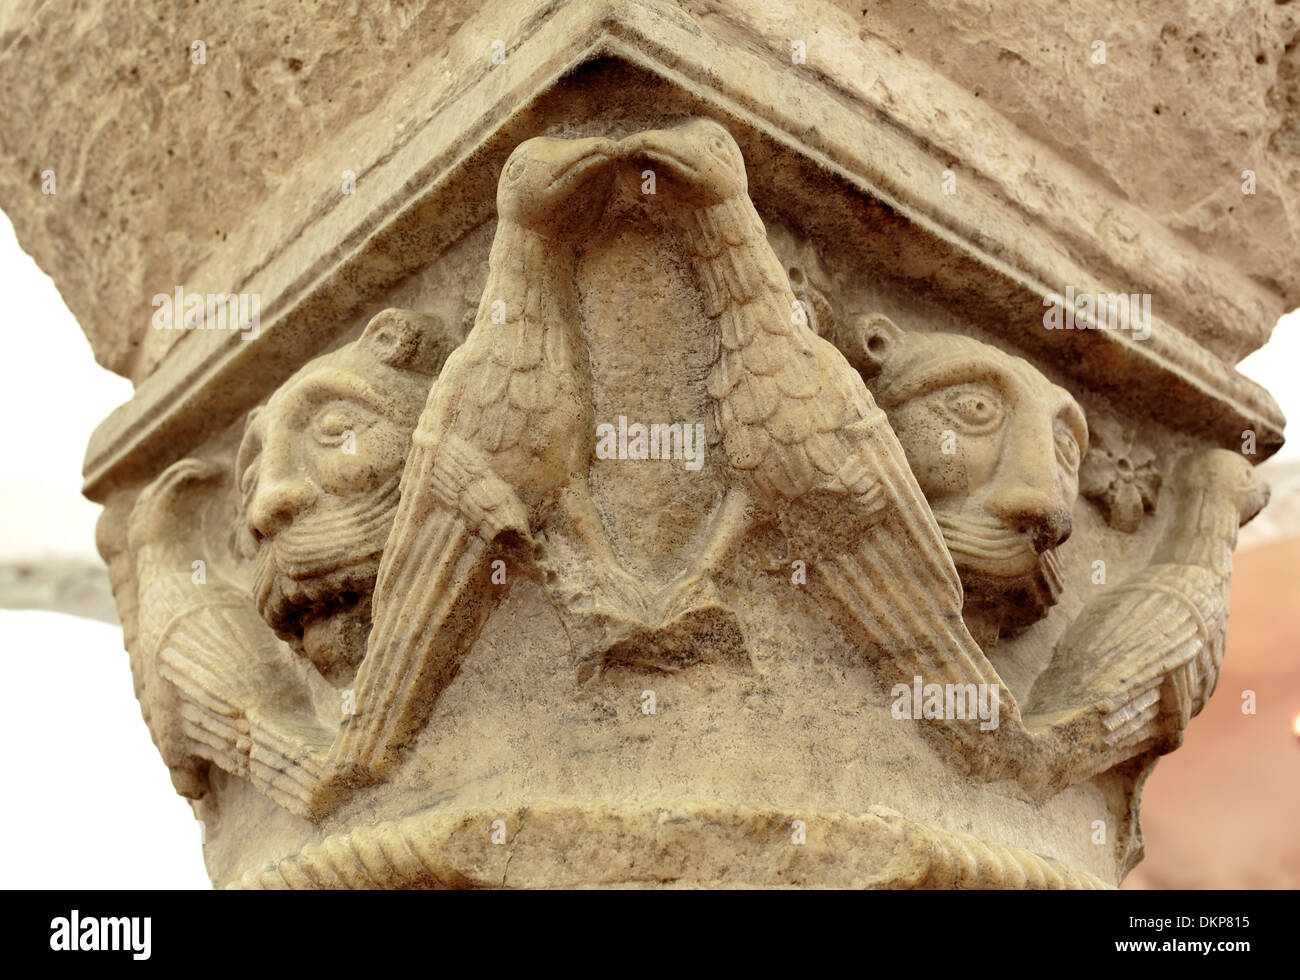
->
496;134;619;238
1171;448;1270;525
621;118;748;208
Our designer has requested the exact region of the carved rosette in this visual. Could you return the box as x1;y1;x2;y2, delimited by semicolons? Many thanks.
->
1079;411;1163;533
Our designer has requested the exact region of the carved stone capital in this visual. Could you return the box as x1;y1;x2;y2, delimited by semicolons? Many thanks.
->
4;0;1286;889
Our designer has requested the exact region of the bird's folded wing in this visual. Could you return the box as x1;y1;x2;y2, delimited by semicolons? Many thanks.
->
819;428;1005;698
335;434;529;777
154;595;333;818
248;712;334;818
1034;580;1205;705
1028;569;1212;757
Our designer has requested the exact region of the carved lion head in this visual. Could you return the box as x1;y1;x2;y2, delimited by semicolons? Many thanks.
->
846;314;1088;647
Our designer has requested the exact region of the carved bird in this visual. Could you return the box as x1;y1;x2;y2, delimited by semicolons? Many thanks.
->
1030;449;1268;767
329;133;640;782
623;119;1014;736
128;459;335;819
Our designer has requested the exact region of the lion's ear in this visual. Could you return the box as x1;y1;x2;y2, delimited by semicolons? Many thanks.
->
843;313;904;380
361;308;455;377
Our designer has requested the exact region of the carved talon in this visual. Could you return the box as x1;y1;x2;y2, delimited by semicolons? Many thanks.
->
651;571;719;626
589;560;653;619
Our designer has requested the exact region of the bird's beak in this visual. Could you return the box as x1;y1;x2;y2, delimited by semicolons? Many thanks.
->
546;137;619;193
620;130;699;181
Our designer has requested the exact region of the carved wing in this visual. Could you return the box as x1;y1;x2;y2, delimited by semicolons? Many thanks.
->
452;229;570;461
330;341;532;781
150;595;333;816
1031;564;1221;752
692;195;1007;705
129;459;334;819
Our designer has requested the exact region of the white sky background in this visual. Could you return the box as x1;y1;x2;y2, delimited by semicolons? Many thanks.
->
0;213;132;559
0;209;1295;890
0;610;208;888
1239;327;1299;448
1;213;206;887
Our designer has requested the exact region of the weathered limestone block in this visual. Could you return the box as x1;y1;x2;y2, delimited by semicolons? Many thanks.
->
1;0;1289;888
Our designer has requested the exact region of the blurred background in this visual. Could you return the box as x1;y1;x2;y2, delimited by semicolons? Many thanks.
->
0;209;1294;890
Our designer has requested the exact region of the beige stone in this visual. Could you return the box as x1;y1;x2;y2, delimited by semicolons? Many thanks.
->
0;0;1288;888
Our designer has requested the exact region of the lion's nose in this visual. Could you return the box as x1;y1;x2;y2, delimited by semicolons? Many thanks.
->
992;488;1073;553
247;472;318;540
1031;509;1073;553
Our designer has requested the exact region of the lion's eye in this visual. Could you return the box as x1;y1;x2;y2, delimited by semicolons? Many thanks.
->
311;406;361;446
939;384;1004;434
505;159;526;181
1054;420;1081;473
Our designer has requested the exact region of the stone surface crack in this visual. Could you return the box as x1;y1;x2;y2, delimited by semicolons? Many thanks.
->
501;807;530;888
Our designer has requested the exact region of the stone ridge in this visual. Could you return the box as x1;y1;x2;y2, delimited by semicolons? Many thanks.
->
229;801;1112;889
